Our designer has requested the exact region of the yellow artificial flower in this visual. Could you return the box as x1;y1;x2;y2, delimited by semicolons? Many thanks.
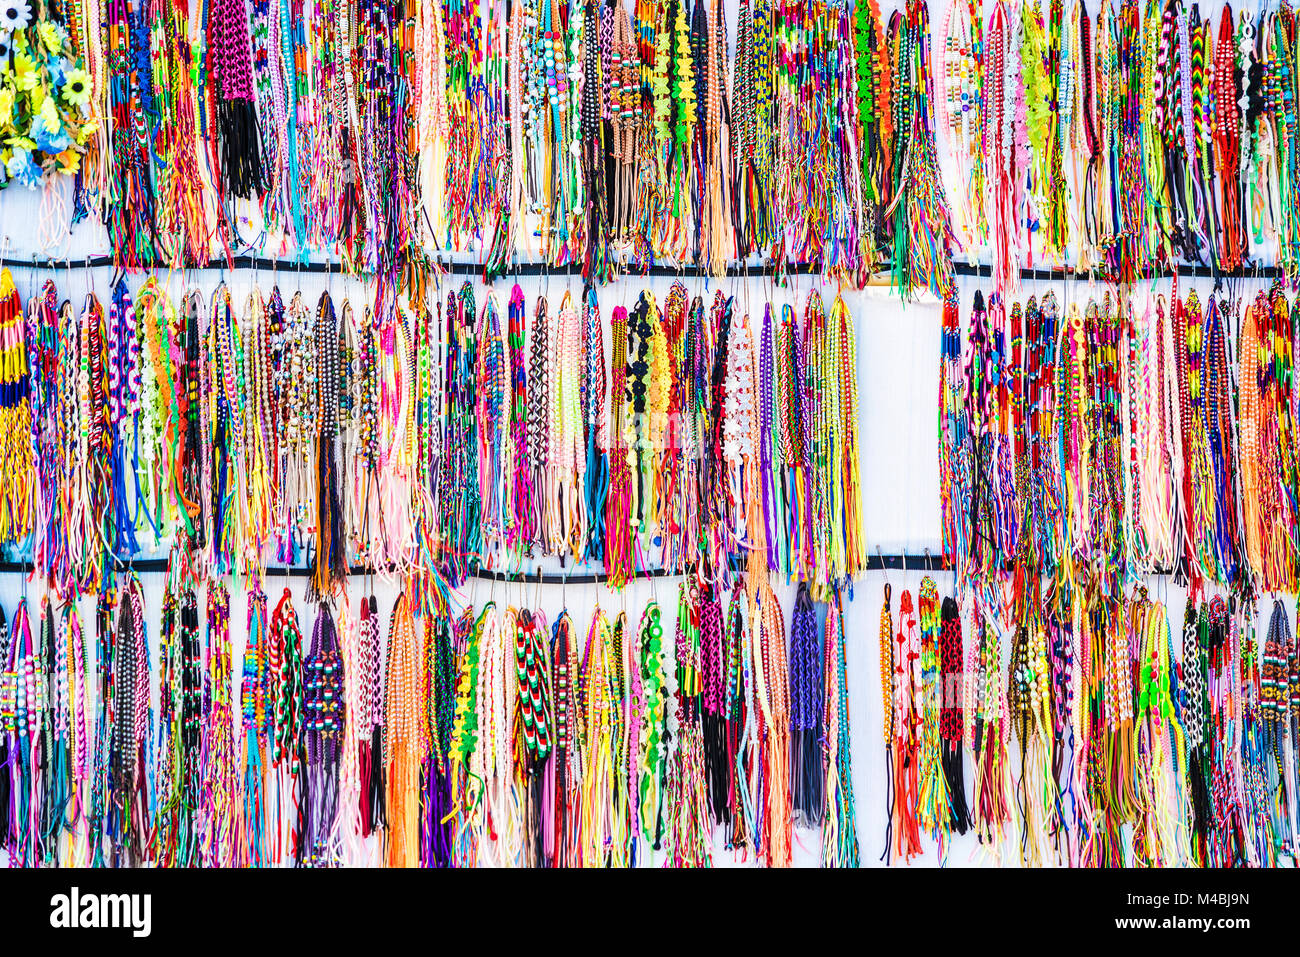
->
35;21;61;54
61;66;90;108
37;91;56;127
11;49;37;92
54;145;78;173
74;117;95;144
0;85;12;119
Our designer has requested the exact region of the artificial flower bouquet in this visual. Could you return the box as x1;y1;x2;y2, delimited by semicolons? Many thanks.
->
0;0;94;189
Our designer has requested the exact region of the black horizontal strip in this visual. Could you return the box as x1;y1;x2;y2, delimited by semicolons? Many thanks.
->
0;553;1181;581
1;254;821;278
0;255;1285;281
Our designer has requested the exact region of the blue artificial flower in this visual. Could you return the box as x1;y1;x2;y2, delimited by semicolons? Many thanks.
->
46;54;69;86
29;105;69;155
6;146;39;187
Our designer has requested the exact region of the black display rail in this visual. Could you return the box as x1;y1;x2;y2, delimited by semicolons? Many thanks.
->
0;254;1284;281
0;552;954;584
0;553;1191;583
